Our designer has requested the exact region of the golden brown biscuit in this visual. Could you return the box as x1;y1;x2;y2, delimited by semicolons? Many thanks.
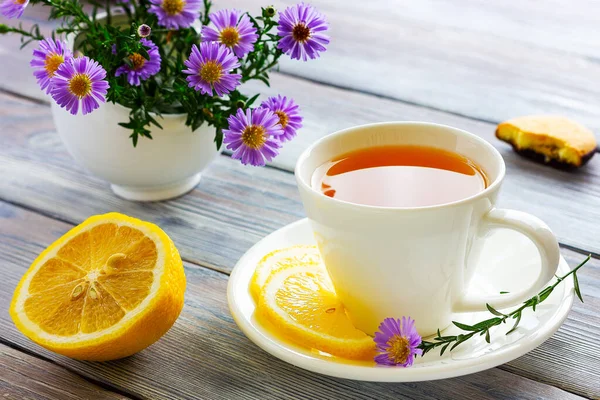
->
496;115;597;168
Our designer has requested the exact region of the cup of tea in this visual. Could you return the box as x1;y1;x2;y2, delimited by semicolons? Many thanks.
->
295;122;560;336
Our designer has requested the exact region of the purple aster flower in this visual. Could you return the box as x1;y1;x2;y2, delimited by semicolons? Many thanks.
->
115;38;161;86
201;9;258;58
374;317;422;367
260;95;302;142
182;42;241;97
111;44;117;55
50;56;109;115
0;0;28;19
30;38;73;95
149;0;201;29
137;24;151;38
223;107;283;167
277;3;329;61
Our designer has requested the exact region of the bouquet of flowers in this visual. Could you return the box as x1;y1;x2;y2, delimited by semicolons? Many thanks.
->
0;0;329;166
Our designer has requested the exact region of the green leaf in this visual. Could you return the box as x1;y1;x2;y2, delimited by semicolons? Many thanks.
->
507;312;522;335
434;335;457;341
486;303;506;317
485;329;490;343
573;272;584;303
440;343;450;356
471;317;501;330
214;127;223;150
245;93;260;107
499;291;510;294
452;321;478;331
538;286;554;303
450;334;472;351
256;75;270;86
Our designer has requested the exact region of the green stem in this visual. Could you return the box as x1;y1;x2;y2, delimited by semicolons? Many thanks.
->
419;255;591;356
201;0;212;26
241;54;281;83
0;25;45;40
105;0;111;26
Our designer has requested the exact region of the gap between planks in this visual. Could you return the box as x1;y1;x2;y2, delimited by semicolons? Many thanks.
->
1;75;597;156
1;180;598;282
2;199;596;400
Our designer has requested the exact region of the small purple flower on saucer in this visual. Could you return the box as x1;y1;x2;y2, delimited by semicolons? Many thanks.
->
374;317;422;367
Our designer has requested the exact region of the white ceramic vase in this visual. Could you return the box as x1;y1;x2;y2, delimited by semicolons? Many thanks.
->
51;101;222;201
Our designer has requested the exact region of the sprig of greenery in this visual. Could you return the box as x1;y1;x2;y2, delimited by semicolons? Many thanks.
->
0;23;44;48
419;255;591;356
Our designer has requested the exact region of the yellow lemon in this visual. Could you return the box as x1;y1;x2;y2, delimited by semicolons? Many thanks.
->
257;263;375;360
249;245;321;302
10;212;186;361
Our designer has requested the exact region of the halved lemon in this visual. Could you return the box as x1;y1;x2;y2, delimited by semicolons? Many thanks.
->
10;212;186;361
249;245;321;302
257;263;375;360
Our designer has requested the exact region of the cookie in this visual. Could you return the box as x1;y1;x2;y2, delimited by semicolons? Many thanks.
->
495;115;596;168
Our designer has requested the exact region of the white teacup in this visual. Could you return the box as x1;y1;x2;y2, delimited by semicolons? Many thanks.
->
295;122;560;336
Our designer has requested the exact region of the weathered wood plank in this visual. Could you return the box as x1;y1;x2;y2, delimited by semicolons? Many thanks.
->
0;201;594;399
227;0;600;137
3;0;600;139
1;81;599;262
1;343;129;400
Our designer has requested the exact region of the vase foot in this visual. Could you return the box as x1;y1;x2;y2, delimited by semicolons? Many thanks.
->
111;173;201;202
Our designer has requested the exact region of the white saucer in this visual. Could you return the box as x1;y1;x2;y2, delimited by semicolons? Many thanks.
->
227;218;574;382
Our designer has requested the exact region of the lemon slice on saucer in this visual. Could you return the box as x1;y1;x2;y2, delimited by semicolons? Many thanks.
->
10;212;186;361
257;263;375;360
249;245;321;302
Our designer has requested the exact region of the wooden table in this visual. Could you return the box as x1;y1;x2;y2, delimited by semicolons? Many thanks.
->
1;1;600;399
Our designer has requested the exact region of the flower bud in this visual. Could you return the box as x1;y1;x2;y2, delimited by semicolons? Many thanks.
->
263;6;276;18
235;100;246;109
137;24;151;38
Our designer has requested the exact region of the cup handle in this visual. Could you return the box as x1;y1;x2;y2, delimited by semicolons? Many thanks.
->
453;208;561;312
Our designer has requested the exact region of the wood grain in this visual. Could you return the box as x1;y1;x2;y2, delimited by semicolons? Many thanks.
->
1;343;128;400
0;201;594;399
225;0;600;137
1;82;599;262
3;0;600;139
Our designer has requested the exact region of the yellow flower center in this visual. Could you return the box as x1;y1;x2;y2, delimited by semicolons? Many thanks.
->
68;74;92;98
129;53;146;70
44;53;64;77
199;60;222;84
274;110;289;128
14;0;27;4
386;335;410;364
292;23;311;42
219;27;240;47
162;0;185;15
241;125;267;149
